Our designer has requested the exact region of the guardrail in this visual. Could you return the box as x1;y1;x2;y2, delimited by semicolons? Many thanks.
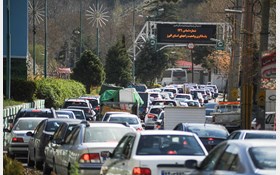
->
3;99;45;128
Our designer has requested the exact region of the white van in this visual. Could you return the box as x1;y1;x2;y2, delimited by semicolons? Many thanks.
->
251;112;276;130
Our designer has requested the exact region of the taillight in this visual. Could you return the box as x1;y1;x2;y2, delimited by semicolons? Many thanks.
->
79;153;100;163
136;128;143;131
95;106;100;111
208;138;214;141
12;137;24;142
147;114;155;118
133;167;151;175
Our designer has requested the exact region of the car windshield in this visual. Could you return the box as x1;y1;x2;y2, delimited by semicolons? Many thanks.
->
14;120;43;130
71;111;85;120
249;146;276;169
84;127;132;143
187;126;228;139
109;117;139;124
136;134;205;156
204;103;217;109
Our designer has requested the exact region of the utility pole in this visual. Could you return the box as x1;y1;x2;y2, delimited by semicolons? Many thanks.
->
256;0;270;129
240;0;255;129
6;0;11;99
227;0;242;101
44;0;48;78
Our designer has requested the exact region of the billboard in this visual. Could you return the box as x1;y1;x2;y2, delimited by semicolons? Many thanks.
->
261;51;276;79
157;23;217;44
3;0;28;59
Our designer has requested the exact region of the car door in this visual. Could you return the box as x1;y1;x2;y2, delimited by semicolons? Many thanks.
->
105;134;135;175
55;126;80;174
33;120;46;160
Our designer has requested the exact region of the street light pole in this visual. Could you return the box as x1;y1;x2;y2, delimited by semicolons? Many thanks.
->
80;0;82;58
32;0;36;75
132;0;136;83
6;0;11;99
96;0;100;58
44;0;48;78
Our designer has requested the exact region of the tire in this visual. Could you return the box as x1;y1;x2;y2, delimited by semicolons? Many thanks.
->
27;152;34;167
43;161;52;175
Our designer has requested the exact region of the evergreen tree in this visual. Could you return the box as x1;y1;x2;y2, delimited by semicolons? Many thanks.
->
71;50;105;93
135;42;170;86
105;35;133;87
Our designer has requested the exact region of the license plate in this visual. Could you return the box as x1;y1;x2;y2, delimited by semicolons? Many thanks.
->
161;171;186;175
101;151;109;161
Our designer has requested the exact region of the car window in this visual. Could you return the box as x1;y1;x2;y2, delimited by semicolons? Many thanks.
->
173;124;183;131
227;132;241;140
34;120;46;138
215;144;241;172
249;146;276;169
45;121;64;132
14;119;42;130
53;123;66;140
83;127;132;143
136;135;205;156
109;117;139;125
64;126;80;145
244;133;276;139
199;143;227;171
112;135;135;159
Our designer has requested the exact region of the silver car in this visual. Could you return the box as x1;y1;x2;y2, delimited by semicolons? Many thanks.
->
4;117;47;159
227;129;276;140
185;139;276;175
107;113;144;131
53;122;135;175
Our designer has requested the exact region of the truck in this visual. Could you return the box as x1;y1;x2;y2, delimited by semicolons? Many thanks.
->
163;106;206;130
211;101;241;133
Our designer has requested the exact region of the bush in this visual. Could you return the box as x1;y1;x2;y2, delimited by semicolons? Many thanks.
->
35;78;86;108
4;155;25;175
3;79;36;102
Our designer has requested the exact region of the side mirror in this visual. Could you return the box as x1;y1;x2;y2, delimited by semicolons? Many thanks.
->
185;159;198;169
26;131;34;137
141;123;146;128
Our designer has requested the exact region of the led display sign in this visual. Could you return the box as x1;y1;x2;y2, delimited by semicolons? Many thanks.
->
157;24;217;44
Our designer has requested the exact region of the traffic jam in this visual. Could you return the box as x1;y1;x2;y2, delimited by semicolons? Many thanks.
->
3;83;276;175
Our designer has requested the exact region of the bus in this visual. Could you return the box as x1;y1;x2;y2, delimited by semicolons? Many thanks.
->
161;68;188;86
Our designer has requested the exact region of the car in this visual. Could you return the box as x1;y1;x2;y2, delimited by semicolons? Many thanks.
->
100;130;208;175
56;109;76;119
61;108;87;121
173;123;229;151
79;96;100;117
53;122;136;175
101;111;130;121
185;139;276;175
204;102;218;122
227;129;276;140
67;105;96;121
62;98;93;109
180;99;201;107
144;110;164;130
174;93;193;102
43;119;84;175
251;111;275;130
107;113;144;131
151;99;180;106
9;107;57;128
27;118;77;169
4;117;47;159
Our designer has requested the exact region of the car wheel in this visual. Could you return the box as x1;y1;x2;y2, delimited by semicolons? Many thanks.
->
43;161;52;175
27;152;34;167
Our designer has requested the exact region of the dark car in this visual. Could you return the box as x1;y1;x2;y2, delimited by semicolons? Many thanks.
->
67;106;96;121
173;123;229;151
79;96;100;117
43;119;84;174
10;108;57;128
27;118;78;170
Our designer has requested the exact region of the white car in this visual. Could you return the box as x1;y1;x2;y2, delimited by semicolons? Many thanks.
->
4;117;47;159
100;130;208;175
107;113;144;131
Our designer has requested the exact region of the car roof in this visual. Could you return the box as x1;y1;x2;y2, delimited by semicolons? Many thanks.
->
225;139;276;147
109;114;138;118
88;122;134;128
44;118;81;123
232;129;276;134
62;108;84;112
138;130;197;136
19;108;52;112
16;117;48;121
105;111;130;114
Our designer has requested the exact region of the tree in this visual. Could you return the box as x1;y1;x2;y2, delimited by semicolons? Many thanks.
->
105;36;133;87
71;50;105;93
206;50;230;78
135;41;170;86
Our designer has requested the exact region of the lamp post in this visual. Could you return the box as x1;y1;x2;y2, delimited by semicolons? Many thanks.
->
32;0;36;75
132;0;136;83
187;43;195;83
6;0;11;99
79;0;82;58
44;0;48;78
